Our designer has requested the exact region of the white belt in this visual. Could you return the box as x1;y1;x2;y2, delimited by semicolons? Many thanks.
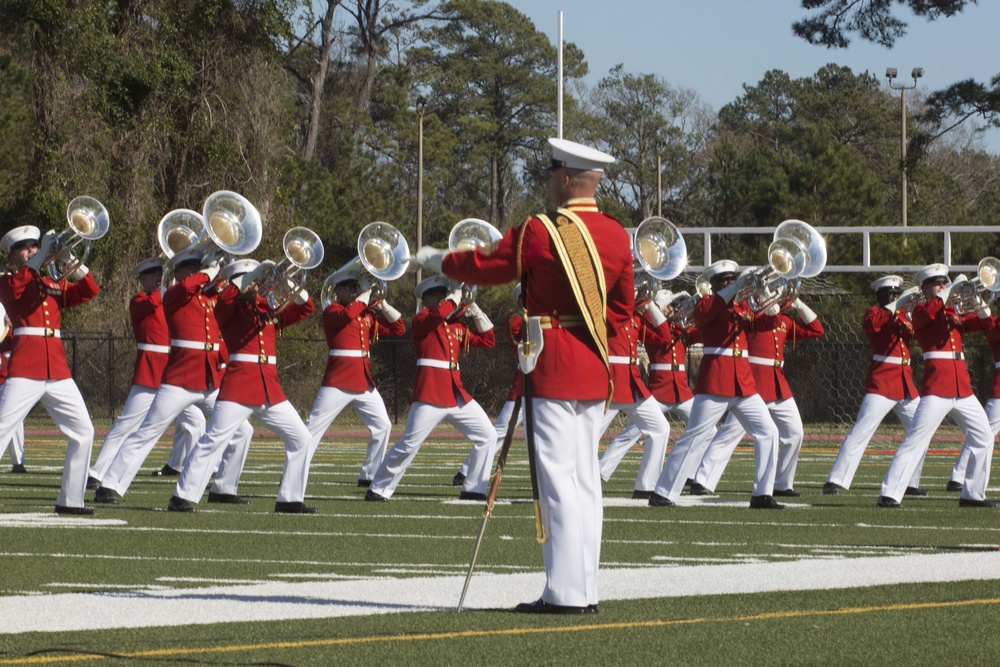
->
608;355;636;365
650;363;685;372
923;351;964;361
229;353;277;365
137;343;170;354
748;355;783;368
417;358;458;370
13;327;60;338
171;338;219;352
329;349;369;358
703;347;744;357
872;354;908;365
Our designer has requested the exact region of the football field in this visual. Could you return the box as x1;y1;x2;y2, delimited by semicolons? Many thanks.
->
2;424;1000;665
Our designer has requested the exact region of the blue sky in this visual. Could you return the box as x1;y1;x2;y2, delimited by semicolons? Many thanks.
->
502;0;1000;153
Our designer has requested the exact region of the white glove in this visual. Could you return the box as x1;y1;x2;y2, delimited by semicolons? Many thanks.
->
356;289;371;306
938;282;954;305
643;301;667;327
717;273;748;304
200;263;220;281
414;246;448;274
25;231;56;271
69;264;89;281
466;302;493;332
978;305;992;319
763;303;780;317
792;298;817;323
884;300;897;314
294;288;309;306
447;287;464;305
377;300;402;323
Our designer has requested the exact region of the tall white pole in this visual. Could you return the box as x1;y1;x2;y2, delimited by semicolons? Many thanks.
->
557;11;563;139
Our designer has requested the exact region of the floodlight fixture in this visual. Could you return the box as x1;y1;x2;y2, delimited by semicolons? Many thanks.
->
885;67;898;79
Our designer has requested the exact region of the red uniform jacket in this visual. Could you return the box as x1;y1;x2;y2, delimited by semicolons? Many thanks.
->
161;272;226;391
0;334;11;385
411;298;495;408
862;304;918;400
505;313;524;401
692;294;757;397
320;301;406;391
0;266;99;380
442;199;633;401
609;313;652;403
912;296;990;398
130;289;170;389
214;284;315;406
984;318;1000;399
745;312;824;402
644;319;695;405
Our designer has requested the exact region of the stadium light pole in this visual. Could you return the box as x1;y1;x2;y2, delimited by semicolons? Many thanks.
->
415;95;426;291
656;137;663;218
886;67;923;243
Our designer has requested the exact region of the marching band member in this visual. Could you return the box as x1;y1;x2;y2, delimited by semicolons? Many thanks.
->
427;138;632;614
170;259;317;513
87;257;205;488
0;225;99;514
648;260;782;509
453;283;525;487
689;295;824;496
599;289;702;492
824;276;923;495
594;280;670;499
303;264;405;488
94;249;253;505
0;304;26;473
364;275;497;502
878;263;995;508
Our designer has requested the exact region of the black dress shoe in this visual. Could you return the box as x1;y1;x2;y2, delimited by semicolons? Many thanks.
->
822;482;843;495
632;490;652;500
357;479;373;488
684;478;694;487
749;495;785;509
876;495;901;508
452;472;466;486
167;495;195;512
10;463;27;474
93;487;122;504
959;498;998;508
512;598;597;615
459;491;487;501
54;505;95;516
946;480;964;492
152;465;180;477
364;489;389;502
689;482;710;496
86;476;101;490
904;486;928;497
274;501;319;514
773;488;801;497
648;492;675;507
207;492;250;505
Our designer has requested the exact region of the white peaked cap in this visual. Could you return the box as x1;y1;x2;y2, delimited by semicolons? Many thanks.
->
220;258;260;281
134;256;165;276
165;247;204;270
703;259;740;280
870;275;904;291
413;274;450;298
0;225;41;254
328;266;361;287
546;138;615;172
914;263;949;285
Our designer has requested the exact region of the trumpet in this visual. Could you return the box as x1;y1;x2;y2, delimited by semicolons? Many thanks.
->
321;222;411;310
633;217;687;281
734;219;826;313
156;208;205;289
442;218;502;318
891;286;922;320
43;196;111;281
248;227;325;314
949;257;1000;315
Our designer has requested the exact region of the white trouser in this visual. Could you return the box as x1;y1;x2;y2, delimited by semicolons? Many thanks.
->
881;394;993;502
166;406;208;471
1;382;25;465
101;384;252;496
533;398;604;607
593;397;670;492
827;394;921;489
89;385;206;482
654;393;778;501
459;398;523;477
694;397;804;492
175;399;311;504
599;398;695;485
305;385;393;482
0;377;93;508
370;398;497;498
950;397;1000;484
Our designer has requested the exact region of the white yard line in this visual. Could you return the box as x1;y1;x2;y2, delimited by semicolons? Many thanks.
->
1;551;999;634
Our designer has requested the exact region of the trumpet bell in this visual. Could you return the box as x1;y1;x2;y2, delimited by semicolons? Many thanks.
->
202;191;262;256
66;196;110;241
772;219;826;279
449;218;502;252
283;226;324;270
157;209;205;257
978;257;1000;292
358;222;410;281
633;216;686;281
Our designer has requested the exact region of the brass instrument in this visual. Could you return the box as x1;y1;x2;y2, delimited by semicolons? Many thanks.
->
443;219;503;314
321;222;411;309
734;219;826;313
949;257;1000;315
43;196;111;281
249;227;325;313
633;216;687;281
